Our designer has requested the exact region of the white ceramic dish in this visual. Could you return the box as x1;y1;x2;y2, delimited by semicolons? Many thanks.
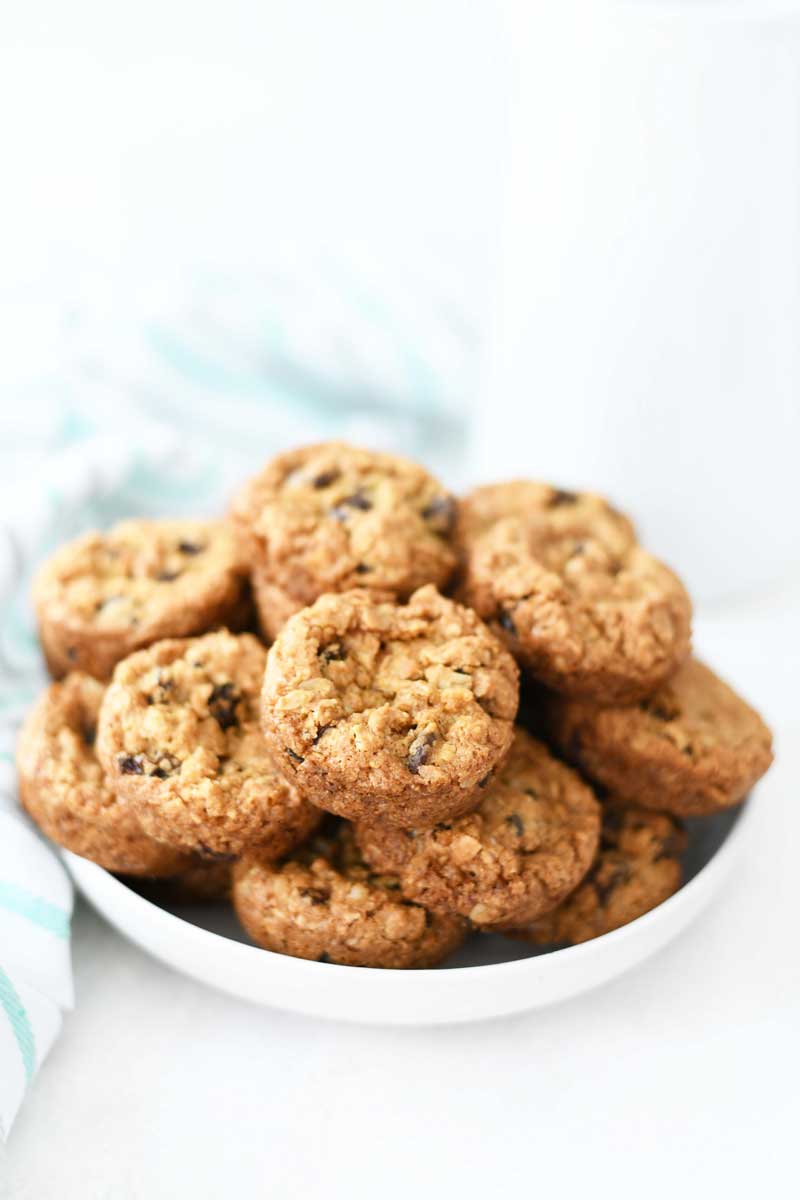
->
63;799;754;1026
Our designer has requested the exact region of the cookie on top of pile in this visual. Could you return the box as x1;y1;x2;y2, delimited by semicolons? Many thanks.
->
17;443;774;970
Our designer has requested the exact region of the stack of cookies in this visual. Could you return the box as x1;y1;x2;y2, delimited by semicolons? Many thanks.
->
17;442;774;969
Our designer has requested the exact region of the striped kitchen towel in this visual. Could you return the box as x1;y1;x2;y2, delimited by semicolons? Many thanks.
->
0;810;72;1140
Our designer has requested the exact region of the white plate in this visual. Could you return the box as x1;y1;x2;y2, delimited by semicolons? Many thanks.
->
64;801;753;1026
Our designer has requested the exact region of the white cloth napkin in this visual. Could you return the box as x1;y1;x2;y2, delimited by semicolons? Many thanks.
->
0;479;70;1138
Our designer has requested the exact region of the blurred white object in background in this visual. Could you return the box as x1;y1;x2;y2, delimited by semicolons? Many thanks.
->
479;0;800;601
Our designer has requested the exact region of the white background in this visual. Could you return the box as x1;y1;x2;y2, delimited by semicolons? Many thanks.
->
0;1;500;275
0;0;500;372
2;2;800;1196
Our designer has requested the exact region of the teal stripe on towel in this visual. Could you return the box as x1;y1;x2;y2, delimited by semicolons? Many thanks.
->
0;882;69;939
0;966;36;1082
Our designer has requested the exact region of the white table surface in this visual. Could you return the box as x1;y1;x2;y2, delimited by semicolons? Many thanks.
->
2;605;799;1200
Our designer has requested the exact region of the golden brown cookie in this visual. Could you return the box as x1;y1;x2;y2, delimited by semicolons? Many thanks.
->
250;561;305;644
233;821;466;968
355;728;600;929
456;480;637;549
261;585;520;828
230;442;458;631
33;519;251;681
134;859;233;904
17;673;191;876
543;657;774;817
170;859;232;901
456;481;691;703
511;804;686;945
96;631;321;857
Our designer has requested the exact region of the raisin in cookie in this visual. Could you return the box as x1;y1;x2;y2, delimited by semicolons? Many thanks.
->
511;804;686;945
543;657;774;817
17;673;191;876
230;442;458;634
261;585;520;828
355;728;600;929
457;482;691;704
33;519;251;681
233;821;466;968
96;631;320;857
